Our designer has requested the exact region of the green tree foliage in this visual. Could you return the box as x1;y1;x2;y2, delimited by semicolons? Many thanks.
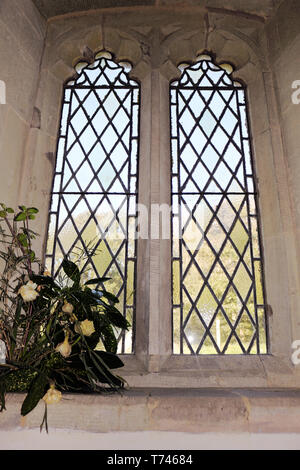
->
173;198;266;354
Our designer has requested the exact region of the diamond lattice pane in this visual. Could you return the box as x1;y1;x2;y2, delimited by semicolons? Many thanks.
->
46;56;140;353
171;56;268;354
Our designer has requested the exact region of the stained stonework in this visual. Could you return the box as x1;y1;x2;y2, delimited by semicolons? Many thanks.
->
32;0;280;20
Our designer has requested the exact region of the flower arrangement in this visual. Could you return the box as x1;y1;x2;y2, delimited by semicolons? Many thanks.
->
0;203;129;431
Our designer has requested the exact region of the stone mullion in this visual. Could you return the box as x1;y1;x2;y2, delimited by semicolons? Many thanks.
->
133;73;152;365
146;66;173;370
148;68;163;371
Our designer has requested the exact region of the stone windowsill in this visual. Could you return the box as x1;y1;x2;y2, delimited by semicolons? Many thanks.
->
119;353;300;388
2;387;300;434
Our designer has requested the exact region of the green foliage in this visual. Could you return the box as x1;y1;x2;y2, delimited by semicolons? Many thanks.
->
21;372;48;416
61;257;81;286
46;210;135;326
0;204;129;428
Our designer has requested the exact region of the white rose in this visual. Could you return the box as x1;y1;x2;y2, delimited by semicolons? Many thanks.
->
75;319;95;337
18;281;39;302
62;302;74;314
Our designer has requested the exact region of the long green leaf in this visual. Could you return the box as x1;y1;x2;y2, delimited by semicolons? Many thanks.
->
62;257;81;285
105;305;129;330
87;349;123;387
21;372;48;416
99;290;119;304
94;350;124;369
101;323;118;354
84;277;111;286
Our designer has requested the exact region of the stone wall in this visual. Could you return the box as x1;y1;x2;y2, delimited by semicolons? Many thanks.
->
0;0;46;208
266;0;300;348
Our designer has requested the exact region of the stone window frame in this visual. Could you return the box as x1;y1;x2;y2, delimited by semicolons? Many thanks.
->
24;9;298;388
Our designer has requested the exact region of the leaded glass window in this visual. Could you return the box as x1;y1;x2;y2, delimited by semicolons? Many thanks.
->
45;52;140;353
170;54;268;355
